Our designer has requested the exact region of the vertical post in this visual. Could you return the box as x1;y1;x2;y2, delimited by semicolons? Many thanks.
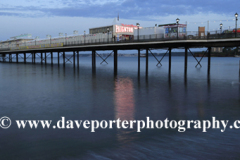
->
169;48;172;75
63;51;65;67
114;49;118;76
24;53;26;64
16;53;18;63
41;52;43;65
77;51;79;69
73;51;76;69
138;49;140;77
184;47;188;76
31;52;33;64
184;47;188;85
51;52;53;65
58;52;60;66
92;50;96;73
45;52;47;65
34;53;36;64
146;48;148;76
208;47;211;75
9;54;12;63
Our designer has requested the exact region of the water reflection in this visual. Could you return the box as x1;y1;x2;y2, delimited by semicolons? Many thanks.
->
114;77;136;144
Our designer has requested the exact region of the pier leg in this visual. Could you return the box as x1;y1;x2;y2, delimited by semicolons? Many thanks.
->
34;53;36;64
63;51;65;68
73;51;76;69
41;52;43;65
77;51;79;70
24;53;26;64
58;52;60;66
184;47;188;76
114;49;118;76
169;48;172;77
32;53;34;64
16;53;18;63
146;48;148;77
51;52;53;65
92;50;96;73
208;47;211;76
184;47;188;85
138;49;140;78
9;54;12;63
45;52;47;65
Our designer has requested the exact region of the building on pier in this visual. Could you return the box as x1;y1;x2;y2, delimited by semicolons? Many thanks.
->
89;18;138;41
133;23;187;39
0;38;33;49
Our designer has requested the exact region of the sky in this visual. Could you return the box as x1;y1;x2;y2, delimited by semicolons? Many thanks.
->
0;0;240;41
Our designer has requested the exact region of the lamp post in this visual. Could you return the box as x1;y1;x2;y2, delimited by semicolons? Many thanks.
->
84;30;86;44
235;12;238;38
136;23;140;41
176;18;180;39
107;27;109;43
65;33;67;45
220;23;223;33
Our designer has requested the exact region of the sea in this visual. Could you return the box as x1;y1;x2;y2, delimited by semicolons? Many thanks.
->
0;55;240;160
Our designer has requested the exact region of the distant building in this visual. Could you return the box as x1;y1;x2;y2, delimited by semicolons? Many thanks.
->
0;39;33;49
198;27;205;37
211;47;223;52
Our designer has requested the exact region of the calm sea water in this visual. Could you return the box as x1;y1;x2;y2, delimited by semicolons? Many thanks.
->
0;55;240;159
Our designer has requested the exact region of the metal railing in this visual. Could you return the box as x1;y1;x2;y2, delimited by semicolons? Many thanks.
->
0;31;239;51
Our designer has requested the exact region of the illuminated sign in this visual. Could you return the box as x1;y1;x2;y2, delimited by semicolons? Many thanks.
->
115;25;138;33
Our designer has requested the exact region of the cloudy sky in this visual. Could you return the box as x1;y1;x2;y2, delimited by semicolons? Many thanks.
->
0;0;239;41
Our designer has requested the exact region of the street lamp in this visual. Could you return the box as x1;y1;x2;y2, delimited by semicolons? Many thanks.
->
136;23;140;41
107;27;109;43
65;33;67;45
176;18;180;39
220;23;223;33
84;30;86;44
235;12;238;38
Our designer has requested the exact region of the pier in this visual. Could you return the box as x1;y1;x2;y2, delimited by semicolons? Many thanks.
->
0;36;240;77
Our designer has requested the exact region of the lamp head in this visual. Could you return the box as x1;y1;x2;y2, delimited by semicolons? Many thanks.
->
176;18;180;24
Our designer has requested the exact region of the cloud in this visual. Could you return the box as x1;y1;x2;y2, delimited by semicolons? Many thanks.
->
0;0;239;20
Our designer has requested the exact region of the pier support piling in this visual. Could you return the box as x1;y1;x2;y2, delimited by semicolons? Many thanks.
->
41;52;43;65
77;51;79;69
58;52;60;66
184;47;188;76
16;53;18;63
138;49;140;77
31;53;34;64
169;48;172;76
24;53;26;64
63;51;65;68
9;54;12;63
51;52;53;65
73;51;76;69
33;53;36;64
45;52;47;65
208;47;211;75
114;49;118;76
92;50;96;73
146;48;149;77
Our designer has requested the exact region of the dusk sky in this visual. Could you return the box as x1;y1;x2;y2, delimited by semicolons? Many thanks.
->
0;0;239;41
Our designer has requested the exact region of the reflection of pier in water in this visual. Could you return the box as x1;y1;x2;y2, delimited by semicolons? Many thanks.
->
114;77;137;144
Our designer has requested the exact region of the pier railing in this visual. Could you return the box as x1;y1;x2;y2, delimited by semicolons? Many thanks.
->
0;31;239;51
